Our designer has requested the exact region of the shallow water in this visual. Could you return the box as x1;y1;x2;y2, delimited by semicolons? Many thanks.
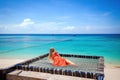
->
0;34;120;65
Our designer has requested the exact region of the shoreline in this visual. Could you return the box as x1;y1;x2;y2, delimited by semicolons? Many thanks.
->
0;59;120;80
105;63;120;68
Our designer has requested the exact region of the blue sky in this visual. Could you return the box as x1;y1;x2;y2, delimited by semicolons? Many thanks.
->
0;0;120;34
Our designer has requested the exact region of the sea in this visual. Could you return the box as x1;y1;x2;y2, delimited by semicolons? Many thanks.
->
0;34;120;65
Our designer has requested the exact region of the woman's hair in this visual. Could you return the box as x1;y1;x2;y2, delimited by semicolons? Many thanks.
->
48;48;55;61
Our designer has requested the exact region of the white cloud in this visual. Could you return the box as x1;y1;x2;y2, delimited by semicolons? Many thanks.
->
31;22;76;33
63;26;75;30
57;16;71;19
85;26;91;31
19;18;35;27
0;21;120;34
2;18;119;34
102;12;111;16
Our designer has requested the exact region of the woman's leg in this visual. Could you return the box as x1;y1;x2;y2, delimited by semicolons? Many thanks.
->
65;59;77;66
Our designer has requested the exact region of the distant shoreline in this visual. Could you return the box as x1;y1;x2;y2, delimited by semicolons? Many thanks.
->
0;34;120;36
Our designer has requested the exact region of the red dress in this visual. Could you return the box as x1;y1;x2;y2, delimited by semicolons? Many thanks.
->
52;52;70;66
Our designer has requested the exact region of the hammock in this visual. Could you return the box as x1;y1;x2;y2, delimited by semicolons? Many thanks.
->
15;53;104;80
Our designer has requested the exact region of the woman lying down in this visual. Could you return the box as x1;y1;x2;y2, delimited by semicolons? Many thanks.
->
48;48;77;66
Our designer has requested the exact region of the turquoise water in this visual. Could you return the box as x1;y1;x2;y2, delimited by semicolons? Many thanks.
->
0;34;120;65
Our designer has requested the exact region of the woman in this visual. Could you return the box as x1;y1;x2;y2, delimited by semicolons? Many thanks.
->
48;48;76;66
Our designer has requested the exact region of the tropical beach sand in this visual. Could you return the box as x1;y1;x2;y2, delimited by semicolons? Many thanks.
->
104;65;120;80
0;59;26;69
0;59;120;80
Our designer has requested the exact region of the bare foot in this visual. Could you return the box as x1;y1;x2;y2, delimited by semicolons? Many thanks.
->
71;63;77;66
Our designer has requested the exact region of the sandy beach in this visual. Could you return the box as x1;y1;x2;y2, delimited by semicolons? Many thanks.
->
0;59;27;69
104;65;120;80
0;59;120;80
